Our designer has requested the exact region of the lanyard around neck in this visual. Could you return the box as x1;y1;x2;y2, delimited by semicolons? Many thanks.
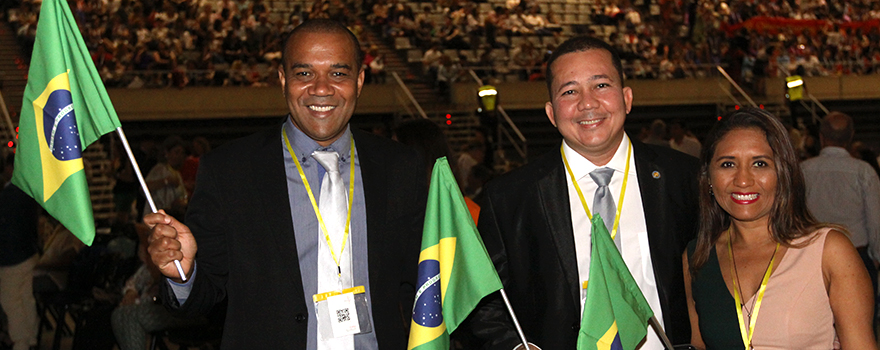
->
283;130;356;277
727;227;780;350
561;140;632;240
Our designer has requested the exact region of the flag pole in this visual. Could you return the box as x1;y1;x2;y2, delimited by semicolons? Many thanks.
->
649;316;674;350
115;127;187;281
499;288;531;350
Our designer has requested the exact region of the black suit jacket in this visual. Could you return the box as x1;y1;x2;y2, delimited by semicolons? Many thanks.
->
160;122;427;349
469;137;699;349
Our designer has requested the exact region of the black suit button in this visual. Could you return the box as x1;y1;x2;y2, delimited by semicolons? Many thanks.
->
295;314;307;323
571;322;579;331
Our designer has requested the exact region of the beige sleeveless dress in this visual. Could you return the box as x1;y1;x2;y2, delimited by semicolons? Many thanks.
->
743;228;839;349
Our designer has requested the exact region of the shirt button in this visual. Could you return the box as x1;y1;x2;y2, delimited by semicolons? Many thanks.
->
295;314;307;323
571;322;579;331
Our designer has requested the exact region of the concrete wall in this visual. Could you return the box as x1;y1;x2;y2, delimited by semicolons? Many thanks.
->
109;83;402;121
108;75;880;121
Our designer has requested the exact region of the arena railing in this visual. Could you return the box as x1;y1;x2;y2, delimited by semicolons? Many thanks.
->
391;71;428;120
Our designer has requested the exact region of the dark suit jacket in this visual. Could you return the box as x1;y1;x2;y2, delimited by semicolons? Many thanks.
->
160;121;427;349
469;137;699;349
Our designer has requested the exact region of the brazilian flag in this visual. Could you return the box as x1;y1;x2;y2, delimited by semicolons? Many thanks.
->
12;0;121;246
407;157;503;350
578;215;654;350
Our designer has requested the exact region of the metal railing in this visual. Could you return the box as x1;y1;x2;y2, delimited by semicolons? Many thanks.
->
716;66;758;108
778;70;830;125
468;69;528;161
391;72;427;119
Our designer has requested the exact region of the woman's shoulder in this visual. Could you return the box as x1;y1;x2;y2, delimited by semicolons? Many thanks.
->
790;226;840;248
820;227;857;256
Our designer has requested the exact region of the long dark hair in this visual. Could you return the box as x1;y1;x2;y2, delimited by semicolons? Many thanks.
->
690;107;819;271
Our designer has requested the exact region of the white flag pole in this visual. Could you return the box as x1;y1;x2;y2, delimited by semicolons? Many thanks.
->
499;288;532;350
649;316;675;350
115;127;187;281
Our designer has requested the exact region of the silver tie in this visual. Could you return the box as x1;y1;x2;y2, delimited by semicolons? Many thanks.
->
590;167;620;250
312;150;354;350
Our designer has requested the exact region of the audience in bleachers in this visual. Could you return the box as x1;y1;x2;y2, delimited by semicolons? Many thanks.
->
4;0;880;89
4;0;361;88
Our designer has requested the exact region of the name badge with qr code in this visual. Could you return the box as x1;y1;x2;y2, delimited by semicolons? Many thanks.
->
313;286;373;340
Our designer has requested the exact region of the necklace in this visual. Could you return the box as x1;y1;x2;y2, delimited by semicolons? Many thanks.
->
730;238;774;318
727;227;780;350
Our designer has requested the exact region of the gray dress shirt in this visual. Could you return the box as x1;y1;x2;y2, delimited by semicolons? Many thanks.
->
282;120;378;350
802;146;880;260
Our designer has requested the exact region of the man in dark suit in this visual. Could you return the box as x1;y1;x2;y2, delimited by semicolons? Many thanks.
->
466;36;699;349
145;20;426;349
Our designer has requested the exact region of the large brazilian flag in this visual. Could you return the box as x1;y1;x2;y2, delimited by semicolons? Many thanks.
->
407;157;503;350
578;215;654;350
12;0;121;246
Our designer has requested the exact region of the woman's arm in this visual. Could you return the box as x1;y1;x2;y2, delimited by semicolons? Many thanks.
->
683;252;706;350
824;229;878;350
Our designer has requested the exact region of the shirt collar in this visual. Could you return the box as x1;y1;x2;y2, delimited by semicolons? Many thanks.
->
283;116;353;164
819;146;851;158
562;133;631;180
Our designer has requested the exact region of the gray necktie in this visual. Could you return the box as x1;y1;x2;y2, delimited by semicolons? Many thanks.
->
590;167;620;250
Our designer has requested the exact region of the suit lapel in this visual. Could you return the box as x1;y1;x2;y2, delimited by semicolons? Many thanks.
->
632;141;666;235
259;123;304;294
630;138;675;309
351;131;388;286
537;152;581;307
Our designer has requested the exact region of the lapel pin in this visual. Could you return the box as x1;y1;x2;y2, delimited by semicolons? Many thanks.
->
652;171;661;179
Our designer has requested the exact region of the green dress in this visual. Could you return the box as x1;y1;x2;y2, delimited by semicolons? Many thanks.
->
687;240;745;350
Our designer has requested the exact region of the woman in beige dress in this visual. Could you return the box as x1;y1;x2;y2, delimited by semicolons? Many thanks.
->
683;107;877;349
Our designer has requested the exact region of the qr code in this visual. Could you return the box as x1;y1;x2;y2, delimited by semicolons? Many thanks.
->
336;308;351;323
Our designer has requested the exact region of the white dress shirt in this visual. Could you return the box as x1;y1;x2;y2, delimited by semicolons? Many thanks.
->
564;134;664;350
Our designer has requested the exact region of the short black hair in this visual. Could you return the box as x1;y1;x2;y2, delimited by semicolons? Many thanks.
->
281;19;364;71
162;135;186;153
545;36;624;98
819;111;854;147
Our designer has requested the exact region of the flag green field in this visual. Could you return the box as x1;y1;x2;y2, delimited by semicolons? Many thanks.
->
578;215;654;350
407;157;503;350
12;0;121;246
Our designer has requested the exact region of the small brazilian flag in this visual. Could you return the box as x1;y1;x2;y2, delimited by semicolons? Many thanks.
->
578;215;654;350
12;0;121;246
407;157;503;350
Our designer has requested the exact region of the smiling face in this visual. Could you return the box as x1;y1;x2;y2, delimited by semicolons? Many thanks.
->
545;49;632;165
278;30;364;146
709;127;778;226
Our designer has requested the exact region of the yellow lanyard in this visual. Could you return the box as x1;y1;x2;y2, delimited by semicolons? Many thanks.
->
727;227;779;350
560;141;632;241
283;130;356;277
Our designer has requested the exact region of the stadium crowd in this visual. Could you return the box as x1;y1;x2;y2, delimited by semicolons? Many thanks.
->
3;0;880;89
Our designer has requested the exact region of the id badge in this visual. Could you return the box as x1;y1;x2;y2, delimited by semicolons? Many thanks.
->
313;286;373;340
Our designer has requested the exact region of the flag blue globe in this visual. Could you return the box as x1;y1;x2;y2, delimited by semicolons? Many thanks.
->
412;259;443;327
42;89;81;161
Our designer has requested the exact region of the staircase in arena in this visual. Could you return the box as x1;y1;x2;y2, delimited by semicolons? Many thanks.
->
0;22;28;126
360;26;446;112
84;139;117;224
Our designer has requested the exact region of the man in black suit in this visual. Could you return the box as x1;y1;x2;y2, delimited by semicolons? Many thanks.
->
145;20;426;349
467;36;699;349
